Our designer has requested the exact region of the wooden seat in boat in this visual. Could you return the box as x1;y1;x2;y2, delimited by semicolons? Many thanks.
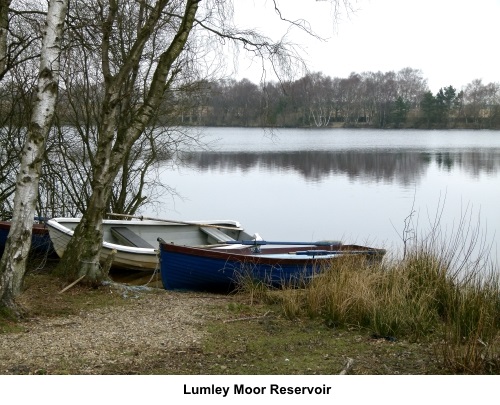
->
200;226;236;243
110;227;154;249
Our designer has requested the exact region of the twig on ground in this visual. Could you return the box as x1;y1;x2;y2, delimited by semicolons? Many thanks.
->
339;357;354;375
223;311;272;323
58;275;86;294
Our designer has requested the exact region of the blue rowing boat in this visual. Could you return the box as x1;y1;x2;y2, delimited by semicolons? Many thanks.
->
159;240;386;292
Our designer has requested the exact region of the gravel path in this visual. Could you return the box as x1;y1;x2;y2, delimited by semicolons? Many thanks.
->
0;288;225;374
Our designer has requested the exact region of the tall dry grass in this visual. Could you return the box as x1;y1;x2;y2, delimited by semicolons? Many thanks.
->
254;209;500;373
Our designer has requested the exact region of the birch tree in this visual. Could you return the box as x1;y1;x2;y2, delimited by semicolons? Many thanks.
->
55;0;202;284
0;0;68;309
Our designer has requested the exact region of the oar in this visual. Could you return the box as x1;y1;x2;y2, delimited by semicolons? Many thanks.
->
225;240;342;247
293;250;337;256
293;250;379;256
106;213;242;231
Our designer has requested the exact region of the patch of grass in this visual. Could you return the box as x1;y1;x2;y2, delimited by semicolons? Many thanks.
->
2;270;130;324
149;304;442;375
0;305;24;333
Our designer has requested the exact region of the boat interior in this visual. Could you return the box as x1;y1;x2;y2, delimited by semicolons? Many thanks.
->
54;219;253;248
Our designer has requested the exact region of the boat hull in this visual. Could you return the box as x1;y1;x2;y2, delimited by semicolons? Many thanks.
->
48;225;158;270
0;221;56;258
160;243;386;292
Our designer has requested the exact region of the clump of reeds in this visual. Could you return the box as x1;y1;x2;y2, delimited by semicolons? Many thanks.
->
254;208;500;373
232;265;275;305
438;267;500;373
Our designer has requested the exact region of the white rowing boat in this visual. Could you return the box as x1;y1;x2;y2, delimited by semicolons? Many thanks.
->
46;217;253;271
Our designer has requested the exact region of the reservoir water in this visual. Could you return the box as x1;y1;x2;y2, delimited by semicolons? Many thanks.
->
142;128;500;264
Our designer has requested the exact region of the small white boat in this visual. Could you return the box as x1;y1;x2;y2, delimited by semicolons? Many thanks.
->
46;217;254;271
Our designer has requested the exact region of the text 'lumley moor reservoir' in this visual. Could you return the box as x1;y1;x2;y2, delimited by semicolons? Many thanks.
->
184;384;332;397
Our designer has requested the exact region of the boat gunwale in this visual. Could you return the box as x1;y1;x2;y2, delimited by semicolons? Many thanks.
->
0;220;49;235
46;217;247;255
47;217;244;229
160;242;386;266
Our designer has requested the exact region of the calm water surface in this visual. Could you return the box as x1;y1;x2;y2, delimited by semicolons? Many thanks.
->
144;128;500;263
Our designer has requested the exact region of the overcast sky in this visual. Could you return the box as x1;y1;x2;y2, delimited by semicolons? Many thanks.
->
231;0;500;92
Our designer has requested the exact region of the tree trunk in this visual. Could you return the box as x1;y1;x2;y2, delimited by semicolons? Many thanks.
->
52;172;115;284
0;0;11;77
55;0;200;283
0;0;68;309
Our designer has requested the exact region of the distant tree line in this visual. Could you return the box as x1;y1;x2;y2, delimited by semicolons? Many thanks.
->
166;68;500;129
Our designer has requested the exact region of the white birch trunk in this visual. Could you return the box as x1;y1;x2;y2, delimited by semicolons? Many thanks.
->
0;0;68;307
